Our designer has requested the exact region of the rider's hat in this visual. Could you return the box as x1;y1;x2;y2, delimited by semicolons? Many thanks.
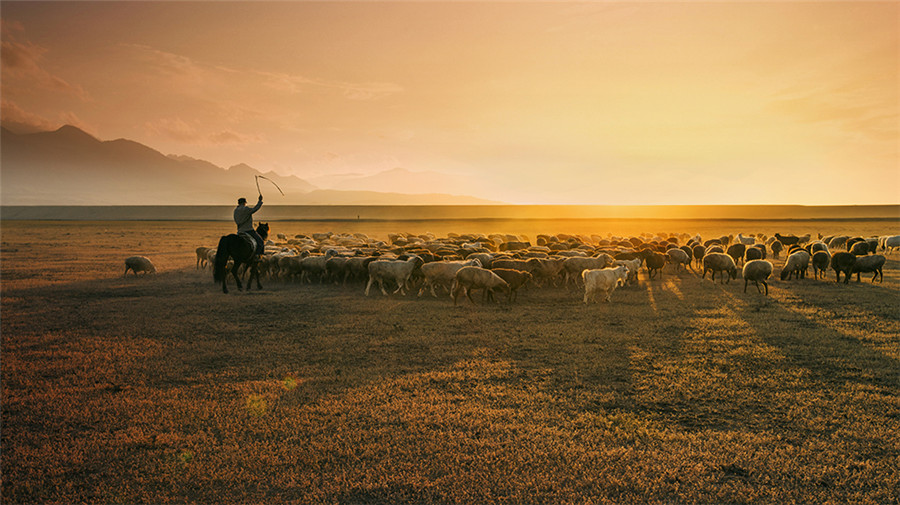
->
237;197;247;205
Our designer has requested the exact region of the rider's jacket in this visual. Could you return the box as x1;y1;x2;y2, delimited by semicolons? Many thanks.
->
234;200;263;233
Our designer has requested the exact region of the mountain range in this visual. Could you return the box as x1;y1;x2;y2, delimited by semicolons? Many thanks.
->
0;126;499;205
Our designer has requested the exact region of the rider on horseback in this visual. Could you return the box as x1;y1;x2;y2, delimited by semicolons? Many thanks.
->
234;195;265;256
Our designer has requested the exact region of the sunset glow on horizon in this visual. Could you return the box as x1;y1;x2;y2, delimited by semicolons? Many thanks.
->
2;1;898;205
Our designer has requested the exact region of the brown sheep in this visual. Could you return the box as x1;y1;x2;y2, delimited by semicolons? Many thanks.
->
490;268;533;302
451;266;509;305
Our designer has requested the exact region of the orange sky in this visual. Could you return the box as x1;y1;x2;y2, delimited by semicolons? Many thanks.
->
1;1;898;205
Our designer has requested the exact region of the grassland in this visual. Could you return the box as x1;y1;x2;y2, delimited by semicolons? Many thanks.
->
2;220;899;504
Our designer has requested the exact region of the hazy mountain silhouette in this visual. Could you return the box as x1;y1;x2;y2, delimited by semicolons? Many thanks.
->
327;167;477;197
0;126;500;205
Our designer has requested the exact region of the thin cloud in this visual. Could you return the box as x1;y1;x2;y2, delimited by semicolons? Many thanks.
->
0;20;89;101
145;117;263;146
0;99;57;132
257;70;404;101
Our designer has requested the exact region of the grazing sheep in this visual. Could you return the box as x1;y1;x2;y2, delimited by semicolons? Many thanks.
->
195;247;211;269
582;265;630;303
498;241;531;252
666;248;693;272
770;240;784;259
344;256;379;284
828;236;849;250
831;252;856;284
726;243;746;266
465;252;494;269
325;256;350;285
774;233;800;246
850;241;870;256
492;258;533;273
811;251;830;280
883;235;900;254
642;250;667;279
780;250;810;281
365;256;424;296
299;250;338;284
865;238;879;253
614;258;643;285
702;253;737;284
737;233;756;245
692;245;706;269
526;257;565;287
808;242;829;254
490;268;533;302
851;255;885;283
124;256;156;277
745;246;763;262
451;266;509;305
418;258;482;297
562;255;614;287
742;259;773;295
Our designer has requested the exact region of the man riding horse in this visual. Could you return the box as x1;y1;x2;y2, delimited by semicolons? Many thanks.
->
234;195;265;256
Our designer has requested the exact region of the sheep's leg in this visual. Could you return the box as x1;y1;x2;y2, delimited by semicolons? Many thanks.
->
254;266;263;290
365;276;374;296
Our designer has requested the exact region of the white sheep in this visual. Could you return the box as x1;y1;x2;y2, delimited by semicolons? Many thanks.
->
124;256;156;277
582;265;629;304
737;233;756;245
195;247;212;269
418;258;482;297
742;259;773;295
299;249;338;284
883;235;900;254
614;258;643;285
562;254;614;288
780;250;811;280
365;256;424;296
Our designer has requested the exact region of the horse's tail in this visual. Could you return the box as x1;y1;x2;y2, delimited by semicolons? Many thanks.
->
213;235;230;282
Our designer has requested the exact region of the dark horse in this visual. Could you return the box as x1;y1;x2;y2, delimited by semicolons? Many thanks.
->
213;222;269;293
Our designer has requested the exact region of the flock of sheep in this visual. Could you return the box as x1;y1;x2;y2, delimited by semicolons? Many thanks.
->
188;230;900;303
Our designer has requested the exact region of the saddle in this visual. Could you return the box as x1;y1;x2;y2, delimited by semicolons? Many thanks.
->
238;232;265;256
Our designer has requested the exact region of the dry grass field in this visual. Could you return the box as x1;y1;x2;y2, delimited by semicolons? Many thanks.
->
2;219;899;504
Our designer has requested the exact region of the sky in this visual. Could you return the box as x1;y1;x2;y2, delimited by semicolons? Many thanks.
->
1;1;898;205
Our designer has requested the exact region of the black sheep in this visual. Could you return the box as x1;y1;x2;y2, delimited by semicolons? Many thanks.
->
831;252;856;284
641;250;667;280
770;240;784;258
726;243;746;266
851;255;885;283
812;251;830;280
850;241;870;256
774;233;800;246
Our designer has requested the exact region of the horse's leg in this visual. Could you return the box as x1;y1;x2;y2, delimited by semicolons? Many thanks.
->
232;260;244;291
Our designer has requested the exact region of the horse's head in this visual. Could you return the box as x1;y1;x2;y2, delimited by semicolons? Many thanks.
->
257;222;270;240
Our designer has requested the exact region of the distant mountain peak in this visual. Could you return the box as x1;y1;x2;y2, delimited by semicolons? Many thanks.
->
53;124;98;142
